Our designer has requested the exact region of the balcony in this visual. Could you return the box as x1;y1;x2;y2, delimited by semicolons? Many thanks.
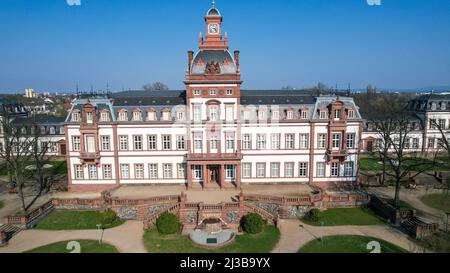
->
80;152;101;164
187;152;242;161
327;149;348;161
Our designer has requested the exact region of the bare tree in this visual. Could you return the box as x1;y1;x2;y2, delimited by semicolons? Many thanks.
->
0;118;51;212
143;82;169;91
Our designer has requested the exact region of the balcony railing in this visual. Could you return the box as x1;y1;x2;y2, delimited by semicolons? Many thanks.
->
187;152;242;161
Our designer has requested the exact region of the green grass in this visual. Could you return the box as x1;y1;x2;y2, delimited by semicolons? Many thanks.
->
35;211;124;230
360;158;383;172
421;194;450;212
0;200;4;210
301;208;385;226
25;240;118;253
144;225;280;253
0;160;67;177
298;235;409;253
360;157;448;173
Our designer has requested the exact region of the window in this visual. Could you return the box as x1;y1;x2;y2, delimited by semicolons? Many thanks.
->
317;162;325;177
192;135;202;151
272;110;279;121
301;111;307;119
193;90;201;96
332;133;341;149
148;135;157;150
225;105;234;121
149;164;158;179
85;135;96;153
162;111;170;121
429;119;437;129
348;110;354;119
225;165;235;179
334;109;341;120
101;112;109;122
119;111;128;121
60;127;65;135
318;134;327;149
101;136;110;151
271;163;280;178
147;111;156;121
287;111;294;120
299;134;309;149
177;164;186;179
210;89;217;96
243;134;251;150
412;138;420;149
319;111;326;119
344;162;354;177
226;134;235;150
210;136;218;150
88;165;97;179
286;134;294;149
119;136;128;150
193;106;202;122
86;112;93;123
135;164;144;179
133;135;143;150
209;106;218;121
226;89;233;96
72;112;80;122
428;138;435;149
257;134;266;150
162;135;171;150
41;127;46;134
133;111;142;121
285;163;294;178
346;134;355;149
257;163;265;177
176;111;184;121
103;165;112;179
72;136;81;151
331;163;339;177
439;119;446;130
271;134;280;150
49;127;55;135
177;135;185;150
299;162;308;177
193;165;202;179
242;163;251;178
258;109;267;120
120;164;130;179
74;165;83;179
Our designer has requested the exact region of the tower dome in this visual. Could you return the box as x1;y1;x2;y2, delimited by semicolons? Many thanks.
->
206;1;221;16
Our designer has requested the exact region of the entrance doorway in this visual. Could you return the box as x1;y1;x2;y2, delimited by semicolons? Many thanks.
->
209;165;220;186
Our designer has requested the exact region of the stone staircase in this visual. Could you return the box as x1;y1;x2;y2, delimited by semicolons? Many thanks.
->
0;224;22;245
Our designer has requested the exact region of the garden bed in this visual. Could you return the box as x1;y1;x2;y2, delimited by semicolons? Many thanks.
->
35;211;124;230
25;240;118;253
301;208;385;226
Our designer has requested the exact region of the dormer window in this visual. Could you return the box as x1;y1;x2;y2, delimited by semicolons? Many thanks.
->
21;127;27;134
287;111;294;120
348;110;355;119
59;127;65;135
301;110;308;119
72;112;80;122
40;127;46;134
226;89;233;96
100;111;109;122
193;90;201;96
49;127;55;135
86;112;93;124
319;111;326;119
118;110;128;121
431;103;437;110
258;109;267;120
210;89;217;96
441;102;446;110
162;109;171;121
334;109;341;120
147;110;156;121
132;110;142;121
176;111;185;121
272;110;279;121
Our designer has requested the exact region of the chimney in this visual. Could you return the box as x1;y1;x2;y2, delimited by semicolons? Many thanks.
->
188;51;194;68
234;50;240;68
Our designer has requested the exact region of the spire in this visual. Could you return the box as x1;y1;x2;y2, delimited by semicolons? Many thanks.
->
211;0;216;9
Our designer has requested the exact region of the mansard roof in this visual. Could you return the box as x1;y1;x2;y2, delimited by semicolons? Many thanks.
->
408;92;450;112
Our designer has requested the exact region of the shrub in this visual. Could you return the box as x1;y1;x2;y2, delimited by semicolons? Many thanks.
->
304;209;321;222
101;209;117;226
156;212;180;235
241;213;264;234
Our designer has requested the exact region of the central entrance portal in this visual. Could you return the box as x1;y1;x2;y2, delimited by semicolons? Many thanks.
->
209;165;220;186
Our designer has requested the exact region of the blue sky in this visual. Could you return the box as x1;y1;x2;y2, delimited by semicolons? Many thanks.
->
0;0;449;93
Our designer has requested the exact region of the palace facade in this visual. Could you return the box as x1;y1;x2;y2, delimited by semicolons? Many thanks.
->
65;3;364;192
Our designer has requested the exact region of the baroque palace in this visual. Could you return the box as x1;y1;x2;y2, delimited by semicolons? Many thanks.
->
65;3;363;192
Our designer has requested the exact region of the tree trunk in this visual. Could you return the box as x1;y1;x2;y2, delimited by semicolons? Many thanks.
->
394;178;401;208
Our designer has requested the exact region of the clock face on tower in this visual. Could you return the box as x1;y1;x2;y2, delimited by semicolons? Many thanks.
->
208;24;219;34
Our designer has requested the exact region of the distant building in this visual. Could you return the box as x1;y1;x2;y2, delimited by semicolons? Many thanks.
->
25;88;38;98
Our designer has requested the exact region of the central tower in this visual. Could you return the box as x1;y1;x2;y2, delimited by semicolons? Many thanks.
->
185;2;243;190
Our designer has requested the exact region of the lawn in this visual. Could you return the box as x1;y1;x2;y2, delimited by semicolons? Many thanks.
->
35;211;124;230
298;235;408;253
301;208;385;226
25;240;118;253
143;225;280;253
421;194;450;212
0;160;67;177
360;157;448;173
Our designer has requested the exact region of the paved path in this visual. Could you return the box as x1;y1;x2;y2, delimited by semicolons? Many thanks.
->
0;221;146;253
271;219;424;253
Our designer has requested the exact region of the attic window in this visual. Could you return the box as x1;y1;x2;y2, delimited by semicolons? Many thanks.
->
348;110;355;119
132;110;142;121
301;111;308;119
319;111;326;119
287;110;294;120
86;112;93;124
118;110;128;121
72;112;80;122
100;111;109;122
